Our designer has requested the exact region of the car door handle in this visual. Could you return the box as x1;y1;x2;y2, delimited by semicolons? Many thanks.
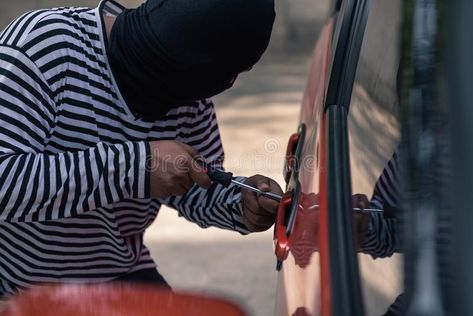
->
283;124;306;184
274;192;293;264
284;133;300;184
274;181;302;270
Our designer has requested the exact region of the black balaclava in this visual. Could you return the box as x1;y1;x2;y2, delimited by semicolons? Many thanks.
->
107;0;275;121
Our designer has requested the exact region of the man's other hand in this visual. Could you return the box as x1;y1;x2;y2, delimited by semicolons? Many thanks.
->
242;175;283;232
352;193;370;249
148;140;211;198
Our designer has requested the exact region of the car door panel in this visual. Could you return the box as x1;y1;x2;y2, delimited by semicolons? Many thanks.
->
275;16;334;316
275;0;405;315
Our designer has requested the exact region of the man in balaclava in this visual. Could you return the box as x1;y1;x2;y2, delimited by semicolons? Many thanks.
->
0;0;280;295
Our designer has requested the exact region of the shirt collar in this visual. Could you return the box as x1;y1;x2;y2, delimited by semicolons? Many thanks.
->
95;0;137;119
98;0;125;17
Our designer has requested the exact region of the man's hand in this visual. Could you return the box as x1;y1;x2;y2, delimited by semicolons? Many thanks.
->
352;194;370;249
241;175;283;232
148;141;211;198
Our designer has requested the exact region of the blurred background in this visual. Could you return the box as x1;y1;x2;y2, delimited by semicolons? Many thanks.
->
0;1;330;315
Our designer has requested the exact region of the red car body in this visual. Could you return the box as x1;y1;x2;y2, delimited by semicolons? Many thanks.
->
274;1;403;315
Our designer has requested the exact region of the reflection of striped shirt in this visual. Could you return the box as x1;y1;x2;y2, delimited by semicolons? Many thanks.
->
362;148;452;315
0;0;248;296
362;152;402;258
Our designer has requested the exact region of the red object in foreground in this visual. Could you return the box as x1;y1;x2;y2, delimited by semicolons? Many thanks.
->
0;284;247;316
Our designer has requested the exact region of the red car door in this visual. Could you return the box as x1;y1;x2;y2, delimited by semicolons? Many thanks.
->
275;0;368;315
275;0;404;315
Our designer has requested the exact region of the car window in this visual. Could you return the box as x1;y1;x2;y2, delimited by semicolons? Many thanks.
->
347;0;404;315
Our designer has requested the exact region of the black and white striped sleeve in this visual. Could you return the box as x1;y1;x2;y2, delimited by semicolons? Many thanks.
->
0;46;150;222
160;175;250;234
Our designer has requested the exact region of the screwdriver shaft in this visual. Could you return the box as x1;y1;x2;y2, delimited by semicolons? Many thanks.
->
230;179;384;213
353;207;384;213
296;203;384;213
231;180;283;202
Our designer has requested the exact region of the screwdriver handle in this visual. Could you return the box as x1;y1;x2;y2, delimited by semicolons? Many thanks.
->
208;169;233;187
195;158;233;187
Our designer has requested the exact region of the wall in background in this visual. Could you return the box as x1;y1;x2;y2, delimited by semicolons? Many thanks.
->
0;0;330;54
0;1;142;29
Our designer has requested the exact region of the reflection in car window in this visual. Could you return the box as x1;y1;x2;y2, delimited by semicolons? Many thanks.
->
347;0;403;315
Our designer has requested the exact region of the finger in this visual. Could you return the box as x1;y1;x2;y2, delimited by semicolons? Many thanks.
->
191;155;209;173
242;189;277;231
257;195;280;217
244;209;276;228
179;142;201;158
245;220;272;232
248;176;283;195
243;209;275;232
244;176;282;216
179;173;194;190
352;194;369;209
243;197;275;218
242;191;278;219
254;176;271;192
257;180;283;215
174;150;210;189
246;218;274;232
269;180;284;195
188;163;212;189
241;188;260;213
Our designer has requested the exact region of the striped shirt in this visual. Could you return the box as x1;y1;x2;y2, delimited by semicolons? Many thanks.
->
361;148;453;315
361;151;402;258
0;0;248;296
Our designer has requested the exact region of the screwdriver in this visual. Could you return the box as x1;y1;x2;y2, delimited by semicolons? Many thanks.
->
195;159;388;214
196;159;283;202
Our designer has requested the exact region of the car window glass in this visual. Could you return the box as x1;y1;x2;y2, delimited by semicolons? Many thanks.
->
347;0;403;315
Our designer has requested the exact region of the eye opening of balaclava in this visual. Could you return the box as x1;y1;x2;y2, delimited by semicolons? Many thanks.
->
108;0;275;121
